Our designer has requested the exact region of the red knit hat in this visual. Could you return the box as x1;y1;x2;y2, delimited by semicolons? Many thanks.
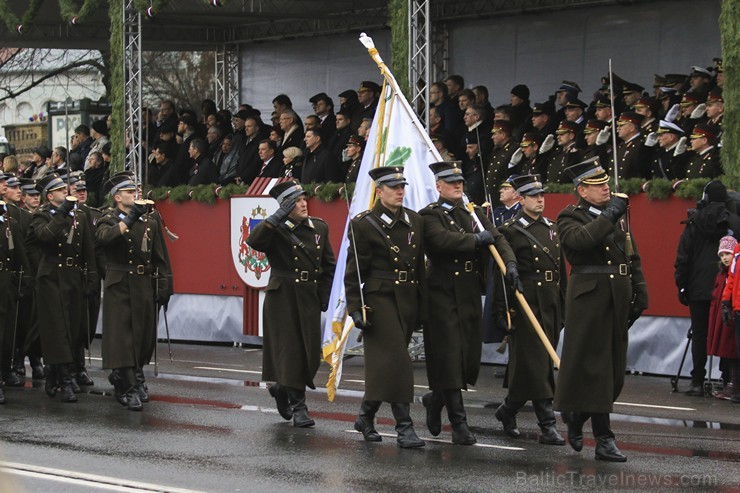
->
718;236;737;255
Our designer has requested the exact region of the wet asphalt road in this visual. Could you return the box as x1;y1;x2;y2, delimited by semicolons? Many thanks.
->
0;342;738;493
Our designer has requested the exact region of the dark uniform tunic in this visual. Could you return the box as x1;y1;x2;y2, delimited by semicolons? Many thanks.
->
554;199;648;413
0;214;32;372
547;144;583;184
28;204;97;365
6;204;37;358
499;210;566;402
79;203;105;348
684;147;721;179
485;141;516;201
247;216;335;390
610;135;648;180
345;202;426;403
421;199;514;390
96;209;168;370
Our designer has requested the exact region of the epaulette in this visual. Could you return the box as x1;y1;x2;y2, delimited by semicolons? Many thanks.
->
354;210;372;221
424;203;440;209
309;216;327;225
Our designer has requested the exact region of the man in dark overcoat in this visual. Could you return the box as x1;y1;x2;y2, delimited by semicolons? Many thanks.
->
0;199;32;403
96;175;169;411
345;166;427;448
419;161;518;445
555;158;648;462
494;174;566;446
247;180;336;427
28;173;97;403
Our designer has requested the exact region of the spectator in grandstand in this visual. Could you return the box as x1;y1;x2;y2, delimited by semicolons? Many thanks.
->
214;135;239;185
279;110;304;151
70;124;93;167
84;151;106;205
206;125;223;159
157;100;178;136
509;84;533;140
358;118;372;141
711;236;738;400
149;143;178;188
281;146;303;179
236;116;268;185
300;128;338;183
357;81;381;123
330;109;353;163
3;155;18;174
304;115;320;133
684;124;722;179
338;89;361;131
310;93;336;145
689;66;714;93
472;85;494;125
29;146;51;180
649;120;688;180
431;81;464;135
187;138;218;186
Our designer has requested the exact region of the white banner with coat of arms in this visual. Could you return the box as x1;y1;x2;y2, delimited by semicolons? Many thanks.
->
230;196;279;288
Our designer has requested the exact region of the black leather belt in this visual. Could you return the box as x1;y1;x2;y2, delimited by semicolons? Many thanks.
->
0;261;13;272
522;270;560;282
44;256;81;268
368;270;416;283
271;268;317;282
431;260;479;276
106;263;153;275
571;264;630;276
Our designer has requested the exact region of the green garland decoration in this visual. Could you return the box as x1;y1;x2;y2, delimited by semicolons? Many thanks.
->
217;183;248;199
59;0;103;23
0;0;44;32
674;179;710;201
108;0;125;174
644;179;673;201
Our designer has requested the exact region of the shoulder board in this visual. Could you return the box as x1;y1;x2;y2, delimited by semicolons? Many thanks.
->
309;216;327;225
354;210;372;221
424;203;440;209
543;217;553;227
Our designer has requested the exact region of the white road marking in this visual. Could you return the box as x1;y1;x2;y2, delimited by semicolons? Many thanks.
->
193;366;262;374
0;462;207;493
344;430;525;450
615;402;696;411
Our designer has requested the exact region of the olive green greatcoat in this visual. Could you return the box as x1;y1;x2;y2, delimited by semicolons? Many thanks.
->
28;204;97;365
345;201;426;403
96;209;168;370
420;198;515;390
0;214;32;371
247;216;336;391
554;198;648;414
499;210;566;402
79;203;105;347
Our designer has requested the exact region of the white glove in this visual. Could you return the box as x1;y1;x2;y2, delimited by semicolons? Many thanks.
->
645;132;659;147
539;134;554;154
666;103;680;123
341;148;349;161
508;148;523;168
690;103;706;119
596;126;610;145
674;136;687;156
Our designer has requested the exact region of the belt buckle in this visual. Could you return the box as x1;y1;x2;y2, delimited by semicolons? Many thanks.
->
299;271;309;282
136;265;145;275
619;264;628;276
398;271;408;282
464;261;473;273
65;257;74;267
545;270;553;282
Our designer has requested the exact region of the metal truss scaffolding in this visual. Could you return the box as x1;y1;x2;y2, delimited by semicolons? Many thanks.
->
408;0;431;128
123;0;144;185
215;44;241;114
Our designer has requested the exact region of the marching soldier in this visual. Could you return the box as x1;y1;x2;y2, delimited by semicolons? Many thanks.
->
420;162;518;445
28;173;98;403
96;175;169;411
493;174;566;446
346;166;427;448
555;158;648;462
247;180;336;427
0;200;32;403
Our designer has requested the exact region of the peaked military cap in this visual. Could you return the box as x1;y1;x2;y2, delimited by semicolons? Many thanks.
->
429;161;465;183
338;89;358;99
309;92;331;105
492;119;513;134
358;81;381;94
657;120;684;135
707;87;723;103
20;178;39;195
690;124;720;142
511;174;546;196
584;119;608;134
555;120;579;134
622;81;644;94
369;166;407;187
680;91;706;106
617;111;644;126
500;174;518;188
104;174;137;196
565;156;609;186
690;66;713;78
532;101;555;116
557;81;581;94
269;179;305;205
520;132;544;147
5;175;20;188
563;93;587;109
346;134;365;149
36;173;67;194
594;95;612;108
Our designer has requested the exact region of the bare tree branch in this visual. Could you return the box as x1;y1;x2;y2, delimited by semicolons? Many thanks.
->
0;58;105;103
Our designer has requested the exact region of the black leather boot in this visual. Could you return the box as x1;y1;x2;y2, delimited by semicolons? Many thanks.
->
76;348;94;386
533;399;565;446
354;400;382;442
591;413;625;461
122;367;142;412
421;391;444;436
57;365;78;403
495;399;522;438
268;384;292;420
30;357;45;380
69;364;82;394
13;350;25;376
135;367;149;402
287;388;315;428
561;411;587;452
2;368;22;387
108;369;128;407
390;402;425;448
44;365;58;397
443;390;476;445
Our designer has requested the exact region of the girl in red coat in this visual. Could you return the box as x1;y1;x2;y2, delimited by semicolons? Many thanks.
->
718;236;740;403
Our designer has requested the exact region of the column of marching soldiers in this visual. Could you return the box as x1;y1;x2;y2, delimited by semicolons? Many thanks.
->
0;170;170;412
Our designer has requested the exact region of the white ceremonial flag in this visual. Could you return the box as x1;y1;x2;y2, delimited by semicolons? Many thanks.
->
322;33;441;401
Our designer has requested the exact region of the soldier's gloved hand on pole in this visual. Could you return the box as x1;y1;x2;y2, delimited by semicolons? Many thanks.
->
350;311;371;331
601;195;628;224
539;134;554;154
265;197;297;227
665;103;680;122
674;136;687;156
596;126;611;145
644;132;659;147
722;300;732;326
494;311;514;333
508;148;523;168
505;261;523;293
690;103;706;119
473;230;495;246
122;202;146;228
627;304;644;329
56;197;76;215
678;288;689;306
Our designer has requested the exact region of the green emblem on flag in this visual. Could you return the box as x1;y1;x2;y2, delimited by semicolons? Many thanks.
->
386;146;412;167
